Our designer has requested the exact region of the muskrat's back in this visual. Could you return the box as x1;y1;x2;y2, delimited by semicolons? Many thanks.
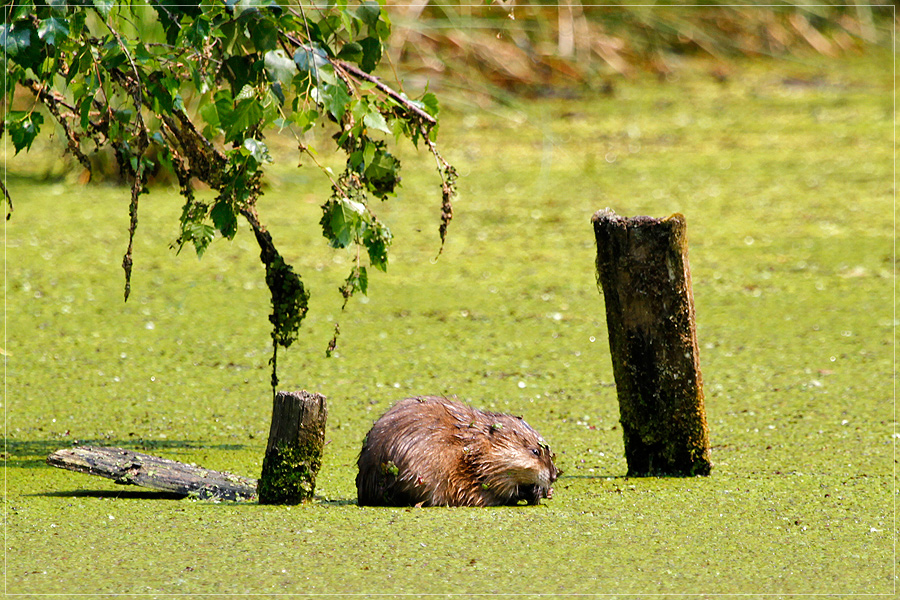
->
356;396;558;507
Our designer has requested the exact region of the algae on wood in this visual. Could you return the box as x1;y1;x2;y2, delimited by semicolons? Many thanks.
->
591;208;711;476
258;390;328;504
47;446;257;501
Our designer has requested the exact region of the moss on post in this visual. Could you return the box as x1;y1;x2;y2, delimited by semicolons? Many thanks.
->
258;390;328;504
592;208;711;477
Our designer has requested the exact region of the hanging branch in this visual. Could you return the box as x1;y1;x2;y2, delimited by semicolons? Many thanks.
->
3;1;458;390
105;20;151;301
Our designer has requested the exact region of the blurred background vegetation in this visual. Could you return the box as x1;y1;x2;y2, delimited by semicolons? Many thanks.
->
381;0;894;102
4;0;895;182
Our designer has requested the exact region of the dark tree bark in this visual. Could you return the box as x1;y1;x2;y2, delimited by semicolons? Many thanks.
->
258;390;328;504
46;446;257;501
591;208;712;476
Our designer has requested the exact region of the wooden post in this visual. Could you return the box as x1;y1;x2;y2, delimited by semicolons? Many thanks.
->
47;446;257;501
258;390;327;504
591;208;711;476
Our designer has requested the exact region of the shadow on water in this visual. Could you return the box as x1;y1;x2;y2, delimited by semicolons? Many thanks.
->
30;489;191;500
5;439;251;469
29;490;361;505
560;473;630;480
317;497;358;506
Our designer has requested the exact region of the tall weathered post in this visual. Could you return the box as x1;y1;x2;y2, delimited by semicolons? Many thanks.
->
258;390;328;504
591;209;711;476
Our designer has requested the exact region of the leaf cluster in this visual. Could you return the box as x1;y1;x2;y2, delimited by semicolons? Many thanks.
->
2;0;456;392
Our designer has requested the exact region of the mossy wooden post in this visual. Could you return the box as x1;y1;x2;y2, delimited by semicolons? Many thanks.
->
258;390;328;504
591;208;711;476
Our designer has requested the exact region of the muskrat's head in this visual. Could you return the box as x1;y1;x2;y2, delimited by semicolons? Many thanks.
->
476;416;560;505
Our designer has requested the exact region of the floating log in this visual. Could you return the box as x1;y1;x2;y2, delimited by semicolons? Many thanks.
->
47;446;257;501
591;208;712;476
258;390;328;504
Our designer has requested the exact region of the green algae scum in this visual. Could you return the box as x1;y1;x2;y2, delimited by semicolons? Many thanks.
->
5;50;894;595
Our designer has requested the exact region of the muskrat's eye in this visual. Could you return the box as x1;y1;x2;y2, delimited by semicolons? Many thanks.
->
531;448;541;457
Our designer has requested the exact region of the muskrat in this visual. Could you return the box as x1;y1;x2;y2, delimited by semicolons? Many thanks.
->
356;396;559;507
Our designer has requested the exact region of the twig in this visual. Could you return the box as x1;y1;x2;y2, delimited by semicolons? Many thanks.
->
280;31;436;128
103;15;150;302
334;58;437;127
20;79;92;172
1;178;12;221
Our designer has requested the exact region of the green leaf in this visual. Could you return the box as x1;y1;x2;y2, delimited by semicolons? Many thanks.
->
67;10;87;38
248;14;278;52
47;0;69;17
357;266;368;295
362;141;376;167
358;37;382;73
336;41;363;63
375;10;391;40
92;0;114;18
264;49;296;85
270;81;285;105
363;110;391;135
101;46;127;71
7;111;44;154
188;223;216;258
78;96;92;129
1;24;27;57
227;0;256;17
190;62;212;95
113;108;134;123
221;55;258;96
1;67;24;105
225;97;264;142
294;44;329;75
133;42;154;64
183;13;211;48
290;108;318;132
364;149;401;198
356;1;381;29
198;98;221;130
236;84;255;101
8;2;32;21
420;92;440;118
146;73;176;115
363;218;392;271
242;138;271;164
320;82;351;121
338;7;356;38
150;0;201;45
321;197;365;249
340;266;369;302
210;201;238;240
317;14;344;40
37;17;69;46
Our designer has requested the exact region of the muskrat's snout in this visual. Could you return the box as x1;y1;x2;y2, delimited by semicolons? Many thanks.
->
542;450;561;500
518;442;559;504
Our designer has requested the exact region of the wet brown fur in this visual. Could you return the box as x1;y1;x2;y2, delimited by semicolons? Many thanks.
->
356;396;559;507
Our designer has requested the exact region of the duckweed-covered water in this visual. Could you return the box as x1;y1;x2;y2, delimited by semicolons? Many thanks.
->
5;50;893;596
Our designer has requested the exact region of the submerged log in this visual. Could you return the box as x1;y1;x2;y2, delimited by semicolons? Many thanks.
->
258;390;328;504
47;446;257;501
591;208;712;476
